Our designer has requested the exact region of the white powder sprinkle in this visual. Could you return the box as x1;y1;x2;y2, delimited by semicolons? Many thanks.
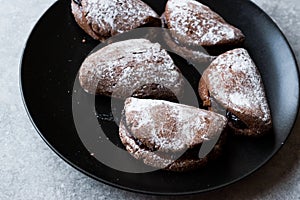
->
124;98;227;152
166;0;244;46
203;48;271;122
79;39;184;98
80;0;158;38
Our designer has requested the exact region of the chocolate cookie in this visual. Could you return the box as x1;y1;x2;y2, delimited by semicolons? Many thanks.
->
79;39;184;99
119;97;228;171
199;48;272;136
164;0;245;55
162;29;216;64
71;0;161;41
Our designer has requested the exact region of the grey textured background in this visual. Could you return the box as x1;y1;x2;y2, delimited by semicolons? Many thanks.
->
0;0;299;199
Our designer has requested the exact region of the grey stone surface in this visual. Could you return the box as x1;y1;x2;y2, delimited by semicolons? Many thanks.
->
0;0;299;199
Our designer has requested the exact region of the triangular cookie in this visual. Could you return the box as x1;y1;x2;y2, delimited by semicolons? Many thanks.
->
165;0;245;47
71;0;161;41
199;48;272;135
119;97;227;171
79;39;184;99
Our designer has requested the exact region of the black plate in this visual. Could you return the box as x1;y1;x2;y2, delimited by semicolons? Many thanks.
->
20;0;299;195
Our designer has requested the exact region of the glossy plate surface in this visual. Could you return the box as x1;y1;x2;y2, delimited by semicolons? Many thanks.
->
20;0;299;195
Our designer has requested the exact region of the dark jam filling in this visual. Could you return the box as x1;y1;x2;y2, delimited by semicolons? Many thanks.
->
226;111;248;130
73;0;82;6
132;136;158;152
138;16;162;28
122;115;159;152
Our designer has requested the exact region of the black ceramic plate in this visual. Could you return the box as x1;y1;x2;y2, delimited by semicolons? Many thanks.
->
21;0;299;195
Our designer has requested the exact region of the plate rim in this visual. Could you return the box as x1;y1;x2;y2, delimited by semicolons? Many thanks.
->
19;0;300;196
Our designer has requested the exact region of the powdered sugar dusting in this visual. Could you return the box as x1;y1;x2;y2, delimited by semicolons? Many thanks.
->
124;97;227;152
81;0;158;37
119;121;176;169
203;48;271;123
79;39;184;98
166;0;244;46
